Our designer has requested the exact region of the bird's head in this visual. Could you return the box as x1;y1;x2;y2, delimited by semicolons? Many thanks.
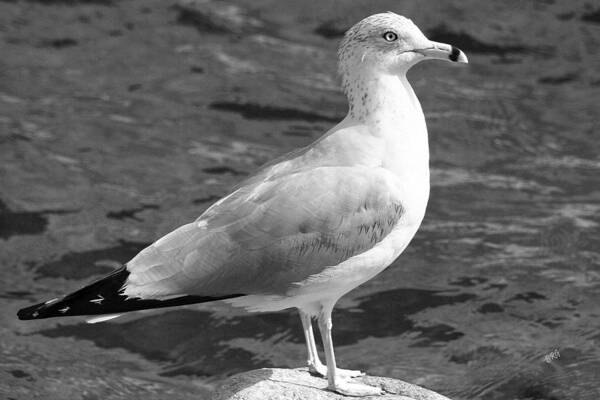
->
338;12;468;77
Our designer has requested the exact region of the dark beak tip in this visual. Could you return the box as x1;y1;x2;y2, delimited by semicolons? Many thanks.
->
448;46;468;63
449;46;461;62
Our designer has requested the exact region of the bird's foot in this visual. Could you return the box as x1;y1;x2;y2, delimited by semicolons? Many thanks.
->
308;361;364;379
329;379;383;397
335;368;366;379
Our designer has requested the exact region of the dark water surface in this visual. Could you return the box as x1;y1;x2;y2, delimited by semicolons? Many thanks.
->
1;1;599;399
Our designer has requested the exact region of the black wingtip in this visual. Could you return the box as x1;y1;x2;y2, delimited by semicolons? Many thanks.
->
17;266;131;320
17;298;74;320
17;302;45;320
17;265;245;320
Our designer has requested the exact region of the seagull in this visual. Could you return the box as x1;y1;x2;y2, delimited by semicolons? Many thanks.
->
18;12;467;397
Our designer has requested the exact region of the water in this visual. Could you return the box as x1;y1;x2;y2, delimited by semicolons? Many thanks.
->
1;0;599;399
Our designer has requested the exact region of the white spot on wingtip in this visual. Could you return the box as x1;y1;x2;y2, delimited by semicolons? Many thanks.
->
90;294;104;304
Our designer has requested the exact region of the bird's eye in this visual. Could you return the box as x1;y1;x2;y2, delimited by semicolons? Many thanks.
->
383;31;398;42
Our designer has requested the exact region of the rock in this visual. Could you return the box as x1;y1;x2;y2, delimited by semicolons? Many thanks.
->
211;368;453;400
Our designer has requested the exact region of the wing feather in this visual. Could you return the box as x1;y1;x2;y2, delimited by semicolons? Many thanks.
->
124;166;404;299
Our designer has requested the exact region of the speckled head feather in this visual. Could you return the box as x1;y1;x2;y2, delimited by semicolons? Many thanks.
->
338;12;430;81
336;12;445;119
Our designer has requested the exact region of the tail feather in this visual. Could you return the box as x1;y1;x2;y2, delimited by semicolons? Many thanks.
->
17;266;243;320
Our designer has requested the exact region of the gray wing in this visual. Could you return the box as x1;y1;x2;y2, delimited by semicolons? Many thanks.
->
123;165;404;299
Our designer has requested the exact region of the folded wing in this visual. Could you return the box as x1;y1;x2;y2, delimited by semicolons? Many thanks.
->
123;165;404;299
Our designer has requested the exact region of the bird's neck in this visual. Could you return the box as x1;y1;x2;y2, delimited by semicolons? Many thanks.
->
344;69;419;123
342;69;430;173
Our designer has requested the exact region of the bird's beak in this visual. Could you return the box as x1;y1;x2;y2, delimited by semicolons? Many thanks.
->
415;41;468;63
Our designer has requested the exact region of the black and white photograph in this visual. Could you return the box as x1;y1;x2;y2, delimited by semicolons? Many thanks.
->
2;1;599;399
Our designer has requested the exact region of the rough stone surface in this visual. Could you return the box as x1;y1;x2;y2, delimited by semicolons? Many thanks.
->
212;368;452;400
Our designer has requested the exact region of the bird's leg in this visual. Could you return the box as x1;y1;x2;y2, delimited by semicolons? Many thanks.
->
317;305;382;397
299;310;364;379
300;310;326;375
